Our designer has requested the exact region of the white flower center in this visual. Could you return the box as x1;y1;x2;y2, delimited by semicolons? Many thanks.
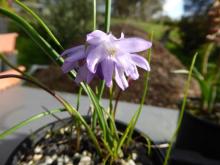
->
103;41;117;57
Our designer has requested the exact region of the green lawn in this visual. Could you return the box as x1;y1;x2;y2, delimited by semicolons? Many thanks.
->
112;18;182;56
111;18;179;41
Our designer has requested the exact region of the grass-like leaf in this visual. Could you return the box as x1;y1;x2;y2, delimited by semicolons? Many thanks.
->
14;0;63;50
163;53;198;165
85;85;111;141
0;7;63;66
93;0;96;30
0;108;66;139
60;99;102;155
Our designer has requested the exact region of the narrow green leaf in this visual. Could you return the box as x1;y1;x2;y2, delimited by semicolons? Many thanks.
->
104;0;111;33
141;133;152;155
93;0;96;30
60;99;103;155
0;108;66;139
85;85;109;141
123;32;154;147
0;8;63;66
76;87;83;111
116;110;138;153
14;0;63;50
163;53;198;165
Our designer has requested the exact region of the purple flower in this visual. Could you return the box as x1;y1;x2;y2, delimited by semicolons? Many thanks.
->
61;30;152;90
61;45;95;84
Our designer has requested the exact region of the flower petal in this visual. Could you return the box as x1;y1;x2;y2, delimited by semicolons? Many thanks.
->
75;64;88;83
87;30;107;45
87;45;106;73
128;65;139;80
101;58;114;87
115;38;152;53
61;45;85;57
115;53;139;80
130;54;150;71
65;48;86;63
86;72;95;83
109;32;124;41
114;65;128;90
61;61;77;73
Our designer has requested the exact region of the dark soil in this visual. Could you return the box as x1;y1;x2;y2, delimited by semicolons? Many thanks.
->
184;98;220;124
29;24;200;109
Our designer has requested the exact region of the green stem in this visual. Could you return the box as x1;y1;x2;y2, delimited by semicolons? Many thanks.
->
113;89;122;119
97;0;112;101
98;81;105;101
163;53;198;165
202;43;214;75
104;0;111;33
93;0;96;30
109;86;113;115
76;87;83;111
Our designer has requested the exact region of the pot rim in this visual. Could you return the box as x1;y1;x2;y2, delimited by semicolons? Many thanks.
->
178;97;220;128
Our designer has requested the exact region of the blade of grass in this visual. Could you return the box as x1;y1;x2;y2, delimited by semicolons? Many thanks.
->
61;99;102;155
0;108;66;139
14;0;63;50
85;85;110;141
163;53;198;165
0;8;63;66
76;87;83;111
0;109;66;140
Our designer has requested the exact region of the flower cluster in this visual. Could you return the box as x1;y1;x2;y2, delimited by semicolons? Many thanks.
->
61;30;152;90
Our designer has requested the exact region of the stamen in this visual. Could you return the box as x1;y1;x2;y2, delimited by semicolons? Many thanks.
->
103;42;117;57
107;48;116;57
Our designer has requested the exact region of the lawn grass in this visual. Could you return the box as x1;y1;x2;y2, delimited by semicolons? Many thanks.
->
111;18;181;44
111;17;182;58
111;18;167;40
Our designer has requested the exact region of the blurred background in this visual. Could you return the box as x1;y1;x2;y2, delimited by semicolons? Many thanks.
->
0;0;219;108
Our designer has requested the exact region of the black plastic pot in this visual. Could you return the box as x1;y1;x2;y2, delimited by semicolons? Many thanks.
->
170;110;220;165
6;117;164;165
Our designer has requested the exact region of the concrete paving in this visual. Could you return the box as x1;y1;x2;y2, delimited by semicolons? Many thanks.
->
0;86;178;164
